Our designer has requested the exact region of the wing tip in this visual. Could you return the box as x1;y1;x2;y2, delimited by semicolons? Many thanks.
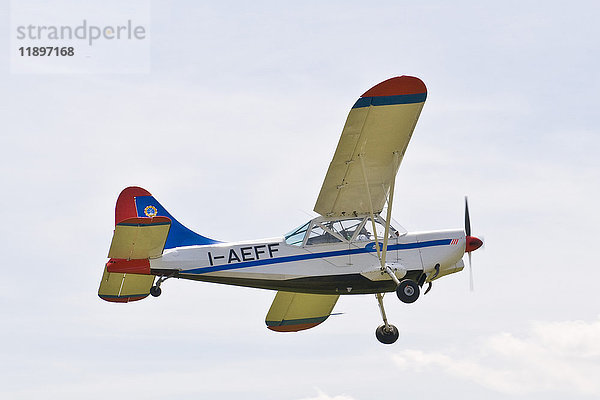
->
361;75;427;97
98;293;149;303
266;315;331;332
266;321;323;332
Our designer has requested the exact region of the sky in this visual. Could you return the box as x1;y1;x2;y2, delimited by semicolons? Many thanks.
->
1;1;600;399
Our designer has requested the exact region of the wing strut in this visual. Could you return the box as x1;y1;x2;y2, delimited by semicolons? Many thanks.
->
358;153;383;262
358;151;401;278
381;151;400;268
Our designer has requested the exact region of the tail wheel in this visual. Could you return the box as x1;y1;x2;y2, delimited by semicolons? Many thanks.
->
150;286;162;297
396;279;420;303
376;324;399;344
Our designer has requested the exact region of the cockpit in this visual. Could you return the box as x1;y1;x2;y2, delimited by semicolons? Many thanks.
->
284;215;407;247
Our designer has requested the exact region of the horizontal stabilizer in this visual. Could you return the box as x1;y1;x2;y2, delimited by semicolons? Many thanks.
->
98;266;154;303
108;216;171;260
266;291;339;332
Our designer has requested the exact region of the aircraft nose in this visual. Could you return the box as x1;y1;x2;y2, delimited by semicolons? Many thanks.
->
465;236;483;253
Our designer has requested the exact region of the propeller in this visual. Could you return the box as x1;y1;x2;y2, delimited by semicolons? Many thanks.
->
464;196;483;291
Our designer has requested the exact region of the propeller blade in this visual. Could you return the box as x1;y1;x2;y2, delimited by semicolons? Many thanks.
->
468;252;474;291
465;196;471;237
464;196;482;291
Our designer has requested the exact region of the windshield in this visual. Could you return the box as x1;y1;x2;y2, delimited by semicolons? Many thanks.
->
284;222;310;246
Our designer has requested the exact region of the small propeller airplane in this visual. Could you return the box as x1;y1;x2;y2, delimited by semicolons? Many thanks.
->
98;76;483;344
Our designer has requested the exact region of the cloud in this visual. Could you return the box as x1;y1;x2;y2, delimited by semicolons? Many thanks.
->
297;390;356;400
392;317;600;396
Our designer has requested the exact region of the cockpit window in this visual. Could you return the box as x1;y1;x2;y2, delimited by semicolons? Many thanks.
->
284;222;310;246
305;224;343;245
328;219;363;241
285;216;404;247
356;218;399;241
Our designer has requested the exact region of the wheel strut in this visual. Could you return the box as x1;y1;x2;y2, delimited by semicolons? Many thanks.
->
376;293;391;330
383;265;401;286
375;293;399;344
154;275;169;288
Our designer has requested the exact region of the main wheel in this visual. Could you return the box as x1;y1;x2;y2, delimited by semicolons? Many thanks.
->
150;286;162;297
396;279;420;303
376;324;399;344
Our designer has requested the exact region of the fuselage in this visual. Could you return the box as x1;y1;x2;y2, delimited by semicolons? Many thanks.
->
150;224;466;295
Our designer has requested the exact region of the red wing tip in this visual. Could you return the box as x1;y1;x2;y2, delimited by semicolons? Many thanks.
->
361;76;427;97
267;323;320;332
98;294;149;303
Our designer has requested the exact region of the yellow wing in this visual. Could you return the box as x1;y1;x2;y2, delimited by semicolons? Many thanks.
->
314;76;427;217
266;291;339;332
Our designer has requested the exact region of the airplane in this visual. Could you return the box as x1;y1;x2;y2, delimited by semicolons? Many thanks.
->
98;75;484;344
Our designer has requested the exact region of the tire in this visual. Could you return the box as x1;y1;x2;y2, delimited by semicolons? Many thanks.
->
396;279;420;303
150;286;162;297
376;324;399;344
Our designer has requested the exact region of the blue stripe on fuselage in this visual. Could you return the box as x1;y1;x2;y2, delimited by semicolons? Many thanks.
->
181;239;452;275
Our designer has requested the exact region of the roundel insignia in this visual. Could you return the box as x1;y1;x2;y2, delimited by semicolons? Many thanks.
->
144;205;158;217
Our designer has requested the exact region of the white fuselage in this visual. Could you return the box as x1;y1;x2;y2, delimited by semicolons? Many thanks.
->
150;228;466;295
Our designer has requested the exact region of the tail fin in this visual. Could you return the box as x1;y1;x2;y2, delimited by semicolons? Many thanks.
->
99;187;219;303
115;186;220;249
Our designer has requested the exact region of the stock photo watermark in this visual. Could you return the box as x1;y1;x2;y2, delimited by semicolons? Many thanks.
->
16;19;147;46
10;1;151;73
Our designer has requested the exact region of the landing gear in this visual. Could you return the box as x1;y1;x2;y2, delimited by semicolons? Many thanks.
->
381;265;420;304
376;324;399;344
396;279;420;303
375;293;399;344
150;275;170;298
150;285;162;297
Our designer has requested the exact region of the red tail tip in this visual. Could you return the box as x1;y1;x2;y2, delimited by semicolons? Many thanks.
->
115;186;152;225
